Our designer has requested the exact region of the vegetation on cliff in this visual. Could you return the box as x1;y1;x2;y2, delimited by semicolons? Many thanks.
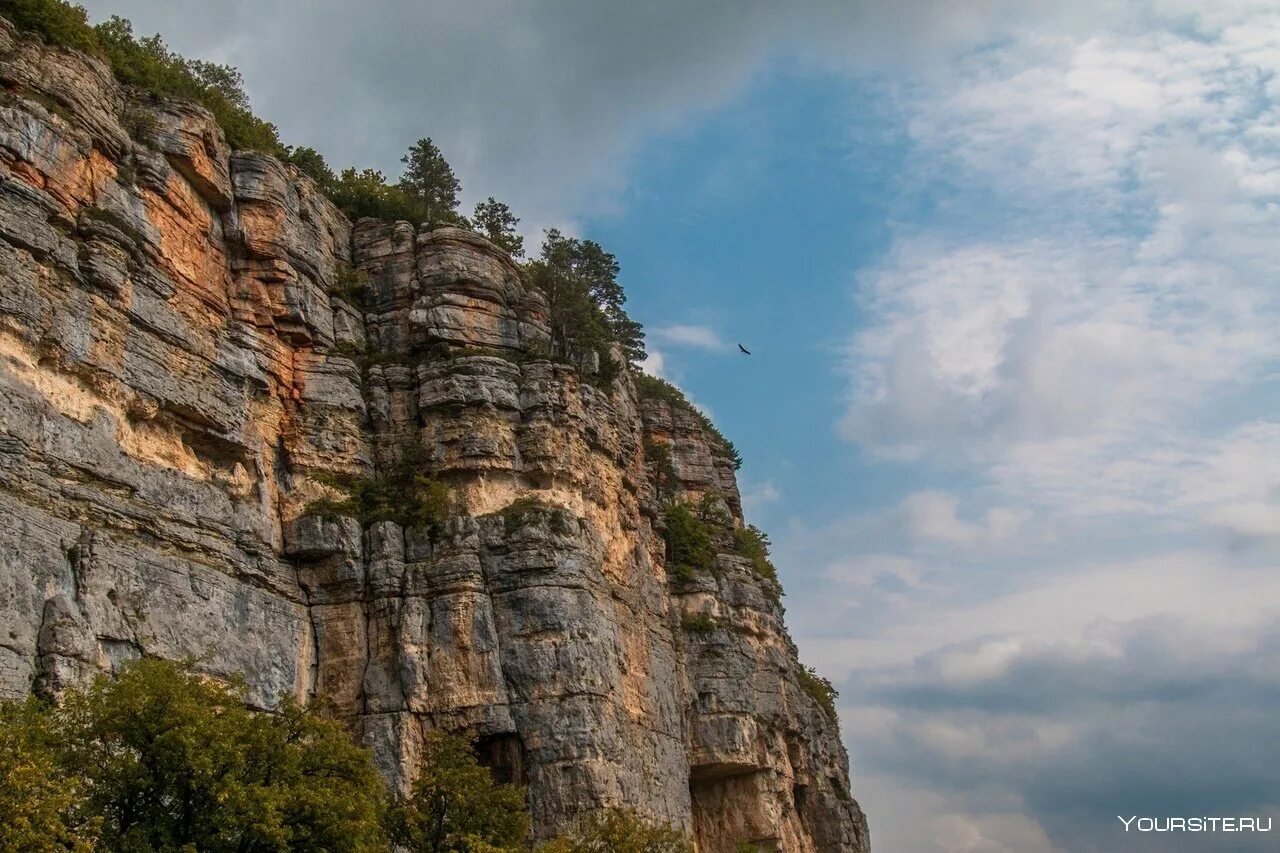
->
634;375;741;470
389;730;528;853
0;659;386;851
661;493;781;598
0;661;700;852
5;0;654;379
303;446;455;529
797;666;840;723
525;228;646;370
1;0;284;151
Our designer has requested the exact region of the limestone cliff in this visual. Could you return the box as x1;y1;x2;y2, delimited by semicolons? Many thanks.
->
0;20;868;852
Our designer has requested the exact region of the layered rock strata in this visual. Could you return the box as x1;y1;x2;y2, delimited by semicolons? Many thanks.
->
0;20;868;852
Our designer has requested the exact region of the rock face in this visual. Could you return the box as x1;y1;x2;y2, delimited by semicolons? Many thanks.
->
0;20;868;852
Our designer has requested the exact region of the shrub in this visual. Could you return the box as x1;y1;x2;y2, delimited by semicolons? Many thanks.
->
488;496;562;534
680;612;720;633
285;145;336;190
797;665;839;724
120;105;157;141
0;0;99;54
732;524;779;588
633;375;740;470
539;809;693;853
328;167;425;223
330;262;372;305
2;3;286;153
93;15;284;154
662;501;717;583
2;659;387;852
305;470;453;530
389;730;529;853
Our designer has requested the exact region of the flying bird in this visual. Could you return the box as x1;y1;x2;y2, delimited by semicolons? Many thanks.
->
738;343;751;355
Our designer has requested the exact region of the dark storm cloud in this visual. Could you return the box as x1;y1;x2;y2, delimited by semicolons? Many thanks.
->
850;616;1280;851
76;0;1078;230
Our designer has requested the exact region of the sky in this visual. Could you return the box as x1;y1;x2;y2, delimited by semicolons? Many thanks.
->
79;1;1280;850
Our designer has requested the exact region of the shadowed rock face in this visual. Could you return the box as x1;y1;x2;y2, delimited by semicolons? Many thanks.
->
0;19;867;852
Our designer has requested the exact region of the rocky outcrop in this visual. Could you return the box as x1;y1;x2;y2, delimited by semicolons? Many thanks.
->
0;19;867;852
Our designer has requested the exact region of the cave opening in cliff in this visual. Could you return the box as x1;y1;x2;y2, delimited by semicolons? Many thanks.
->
473;732;526;787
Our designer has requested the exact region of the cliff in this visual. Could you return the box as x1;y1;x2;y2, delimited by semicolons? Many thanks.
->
0;20;868;852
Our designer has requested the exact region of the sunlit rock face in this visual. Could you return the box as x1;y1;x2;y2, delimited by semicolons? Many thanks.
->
0;18;867;851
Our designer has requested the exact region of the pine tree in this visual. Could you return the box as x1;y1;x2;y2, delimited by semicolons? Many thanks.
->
399;137;462;225
472;197;524;257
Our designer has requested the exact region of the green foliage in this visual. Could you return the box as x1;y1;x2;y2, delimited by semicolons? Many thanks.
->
523;229;646;373
400;137;464;226
304;140;469;227
328;167;423;223
661;501;717;583
797;665;839;724
330;262;372;305
2;659;387;852
732;524;779;589
2;2;283;150
736;843;762;853
0;698;97;852
285;145;336;190
680;611;721;633
632;375;740;470
538;809;693;853
93;15;284;154
388;729;529;853
488;496;561;534
472;197;524;257
120;105;157;141
306;467;454;530
0;0;99;54
644;439;677;503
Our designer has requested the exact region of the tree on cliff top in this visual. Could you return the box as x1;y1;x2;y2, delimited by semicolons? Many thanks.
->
473;197;524;257
525;229;646;371
401;137;464;226
93;14;284;154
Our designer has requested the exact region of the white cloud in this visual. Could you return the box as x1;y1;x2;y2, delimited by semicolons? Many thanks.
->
741;479;781;513
841;6;1280;536
639;347;667;378
651;324;728;351
900;490;1027;547
1205;502;1280;539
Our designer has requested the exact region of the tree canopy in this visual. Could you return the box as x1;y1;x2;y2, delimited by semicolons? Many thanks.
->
389;730;529;853
400;137;464;226
0;660;700;852
473;197;524;257
524;229;646;372
536;809;693;853
0;659;386;852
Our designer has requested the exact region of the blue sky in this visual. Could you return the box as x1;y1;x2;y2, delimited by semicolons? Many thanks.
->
82;2;1280;849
